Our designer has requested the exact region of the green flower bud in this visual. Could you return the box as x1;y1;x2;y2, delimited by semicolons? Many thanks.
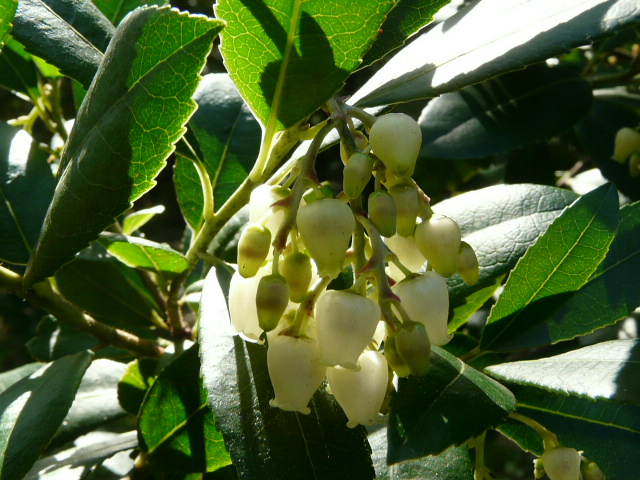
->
249;185;290;239
581;460;604;480
389;182;420;237
340;131;369;164
457;241;479;286
396;321;431;376
541;447;582;480
343;152;374;199
612;127;640;163
237;224;271;278
414;214;461;278
297;198;355;279
281;251;313;303
256;274;290;332
368;190;397;238
229;267;270;342
384;335;411;378
369;113;422;177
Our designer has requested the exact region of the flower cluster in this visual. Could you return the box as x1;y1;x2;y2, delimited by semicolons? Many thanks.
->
228;110;479;427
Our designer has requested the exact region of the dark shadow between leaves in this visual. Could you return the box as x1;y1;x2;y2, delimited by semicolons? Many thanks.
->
613;339;640;404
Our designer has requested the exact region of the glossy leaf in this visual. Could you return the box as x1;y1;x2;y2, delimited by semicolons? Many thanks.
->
98;232;190;276
433;184;579;306
419;65;593;158
214;0;395;156
122;205;165;235
361;0;451;69
0;350;94;480
387;346;516;464
24;7;224;286
0;39;39;98
0;124;55;265
481;183;619;352
350;0;640;107
0;363;43;395
369;427;474;480
448;275;503;333
174;73;261;230
198;267;375;480
139;344;231;473
11;0;114;88
0;0;16;50
487;339;640;480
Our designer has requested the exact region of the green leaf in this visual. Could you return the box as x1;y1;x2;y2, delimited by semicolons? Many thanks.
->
419;64;593;159
24;7;224;287
448;275;503;334
174;73;261;230
0;363;43;395
0;123;55;265
486;339;640;480
198;267;375;480
122;205;165;235
388;346;516;464
0;350;94;480
496;420;544;456
0;0;17;50
209;206;249;264
369;427;474;480
433;184;579;306
215;0;395;166
350;0;640;107
117;358;159;415
360;0;452;69
11;0;114;88
93;0;168;26
481;183;619;352
139;345;231;473
98;232;190;276
0;38;39;98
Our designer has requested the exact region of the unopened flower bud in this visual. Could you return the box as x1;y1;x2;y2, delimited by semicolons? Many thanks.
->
541;447;582;480
414;214;461;278
369;113;422;177
581;460;604;480
237;224;271;278
612;127;640;163
457;241;479;286
396;321;431;376
384;335;411;378
256;274;290;332
280;251;313;303
343;152;374;199
630;153;640;177
389;182;420;237
369;190;397;238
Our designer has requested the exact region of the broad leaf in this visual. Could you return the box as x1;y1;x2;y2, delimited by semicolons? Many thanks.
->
496;420;544;456
350;0;640;106
0;363;43;395
369;427;474;480
98;232;190;276
0;350;94;480
93;0;168;26
0;38;39;98
117;358;159;415
419;64;593;158
0;0;17;50
174;73;261;230
139;345;231;473
122;205;165;235
448;275;503;334
481;183;619;352
360;0;452;69
387;346;516;464
433;184;579;306
11;0;114;88
487;339;640;480
0;124;55;265
198;267;375;480
24;7;223;286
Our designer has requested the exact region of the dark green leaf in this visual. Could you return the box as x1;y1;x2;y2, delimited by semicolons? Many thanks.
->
369;426;474;480
139;345;231;473
419;65;593;158
209;206;249;264
24;7;224;286
433;184;579;306
448;275;502;334
0;351;94;480
481;183;619;352
350;0;640;106
0;123;55;265
0;39;39;97
117;358;159;415
98;232;190;276
174;73;261;230
0;0;17;50
122;205;165;235
55;255;164;331
361;0;452;69
198;268;375;480
496;420;543;456
93;0;168;26
0;363;43;395
11;0;114;88
487;339;640;480
387;346;516;464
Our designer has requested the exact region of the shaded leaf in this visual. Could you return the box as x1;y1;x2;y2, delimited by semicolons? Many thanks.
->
24;7;224;286
496;420;543;456
11;0;114;88
174;73;261;230
481;183;619;352
98;232;190;276
0;124;55;265
433;184;579;306
350;0;640;107
0;363;43;395
0;38;39;98
209;205;249;264
419;65;593;159
94;0;168;26
139;344;231;473
448;275;502;334
117;358;159;415
0;0;17;50
122;205;165;235
0;351;94;480
198;267;375;480
387;346;516;464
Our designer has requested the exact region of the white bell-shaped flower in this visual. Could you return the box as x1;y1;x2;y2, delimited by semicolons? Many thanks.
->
414;214;461;278
228;266;270;342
